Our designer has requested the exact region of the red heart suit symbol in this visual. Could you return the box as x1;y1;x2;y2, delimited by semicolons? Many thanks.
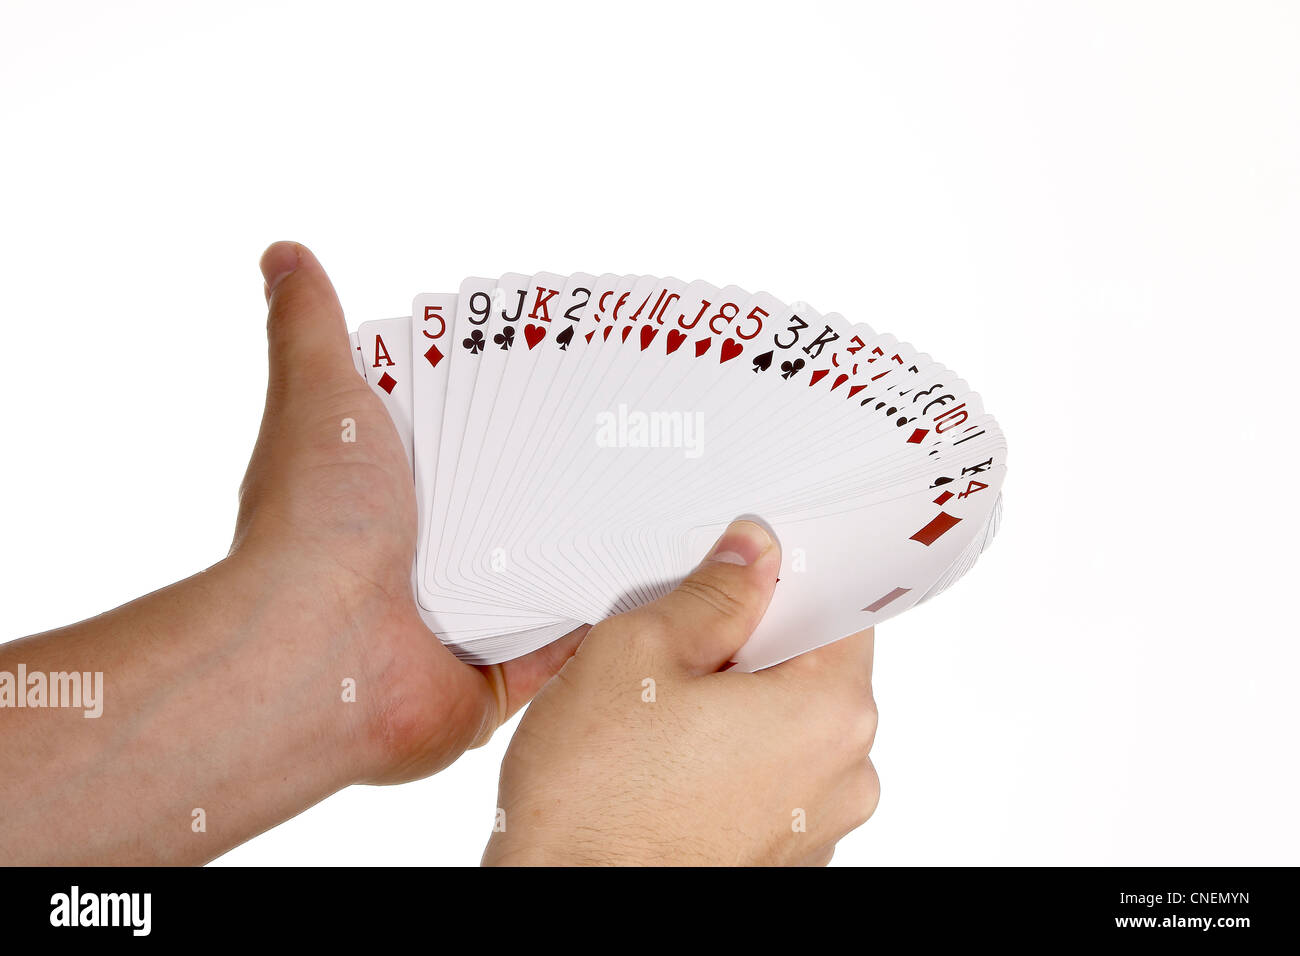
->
666;329;687;354
640;325;658;350
524;324;546;349
719;338;743;363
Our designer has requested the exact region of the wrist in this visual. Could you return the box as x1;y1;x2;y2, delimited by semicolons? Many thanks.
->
206;550;384;789
0;551;389;863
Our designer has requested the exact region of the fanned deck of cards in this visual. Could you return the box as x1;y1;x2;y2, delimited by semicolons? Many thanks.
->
347;274;1006;671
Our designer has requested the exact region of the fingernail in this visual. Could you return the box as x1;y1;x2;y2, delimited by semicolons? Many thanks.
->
259;242;301;295
706;519;774;567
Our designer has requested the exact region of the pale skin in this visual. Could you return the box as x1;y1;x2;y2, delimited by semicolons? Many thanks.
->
0;243;878;866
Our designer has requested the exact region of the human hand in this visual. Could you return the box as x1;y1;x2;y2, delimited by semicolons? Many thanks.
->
482;520;879;866
232;242;584;784
0;243;586;865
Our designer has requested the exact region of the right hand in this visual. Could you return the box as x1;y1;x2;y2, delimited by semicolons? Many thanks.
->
482;519;880;866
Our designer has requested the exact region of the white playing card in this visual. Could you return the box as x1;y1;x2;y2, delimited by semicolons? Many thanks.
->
415;279;579;652
452;273;598;609
357;317;414;466
345;269;1005;669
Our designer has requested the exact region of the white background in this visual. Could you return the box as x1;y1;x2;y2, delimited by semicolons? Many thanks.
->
1;1;1296;866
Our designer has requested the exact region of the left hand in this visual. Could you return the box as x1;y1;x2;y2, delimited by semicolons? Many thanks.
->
234;241;586;784
0;243;585;865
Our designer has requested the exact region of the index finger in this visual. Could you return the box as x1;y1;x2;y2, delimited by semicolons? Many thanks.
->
759;625;874;686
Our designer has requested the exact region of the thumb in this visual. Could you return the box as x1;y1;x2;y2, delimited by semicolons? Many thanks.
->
636;518;781;674
260;241;356;396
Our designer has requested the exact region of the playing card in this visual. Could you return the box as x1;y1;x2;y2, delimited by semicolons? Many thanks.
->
343;270;1005;670
416;279;580;651
357;317;414;465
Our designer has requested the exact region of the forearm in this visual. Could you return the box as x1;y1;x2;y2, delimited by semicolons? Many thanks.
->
0;555;375;865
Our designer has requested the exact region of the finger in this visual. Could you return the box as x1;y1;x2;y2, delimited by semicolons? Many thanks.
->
466;625;590;749
625;519;781;674
496;624;590;721
260;241;357;397
766;625;874;686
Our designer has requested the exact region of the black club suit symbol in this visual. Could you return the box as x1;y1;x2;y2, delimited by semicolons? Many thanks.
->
494;326;515;350
780;358;805;380
463;329;485;354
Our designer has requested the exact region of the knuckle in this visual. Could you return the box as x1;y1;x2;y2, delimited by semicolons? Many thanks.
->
782;647;820;675
675;570;748;620
851;702;879;752
265;288;302;334
852;761;882;827
860;696;879;747
591;609;669;665
626;608;673;647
